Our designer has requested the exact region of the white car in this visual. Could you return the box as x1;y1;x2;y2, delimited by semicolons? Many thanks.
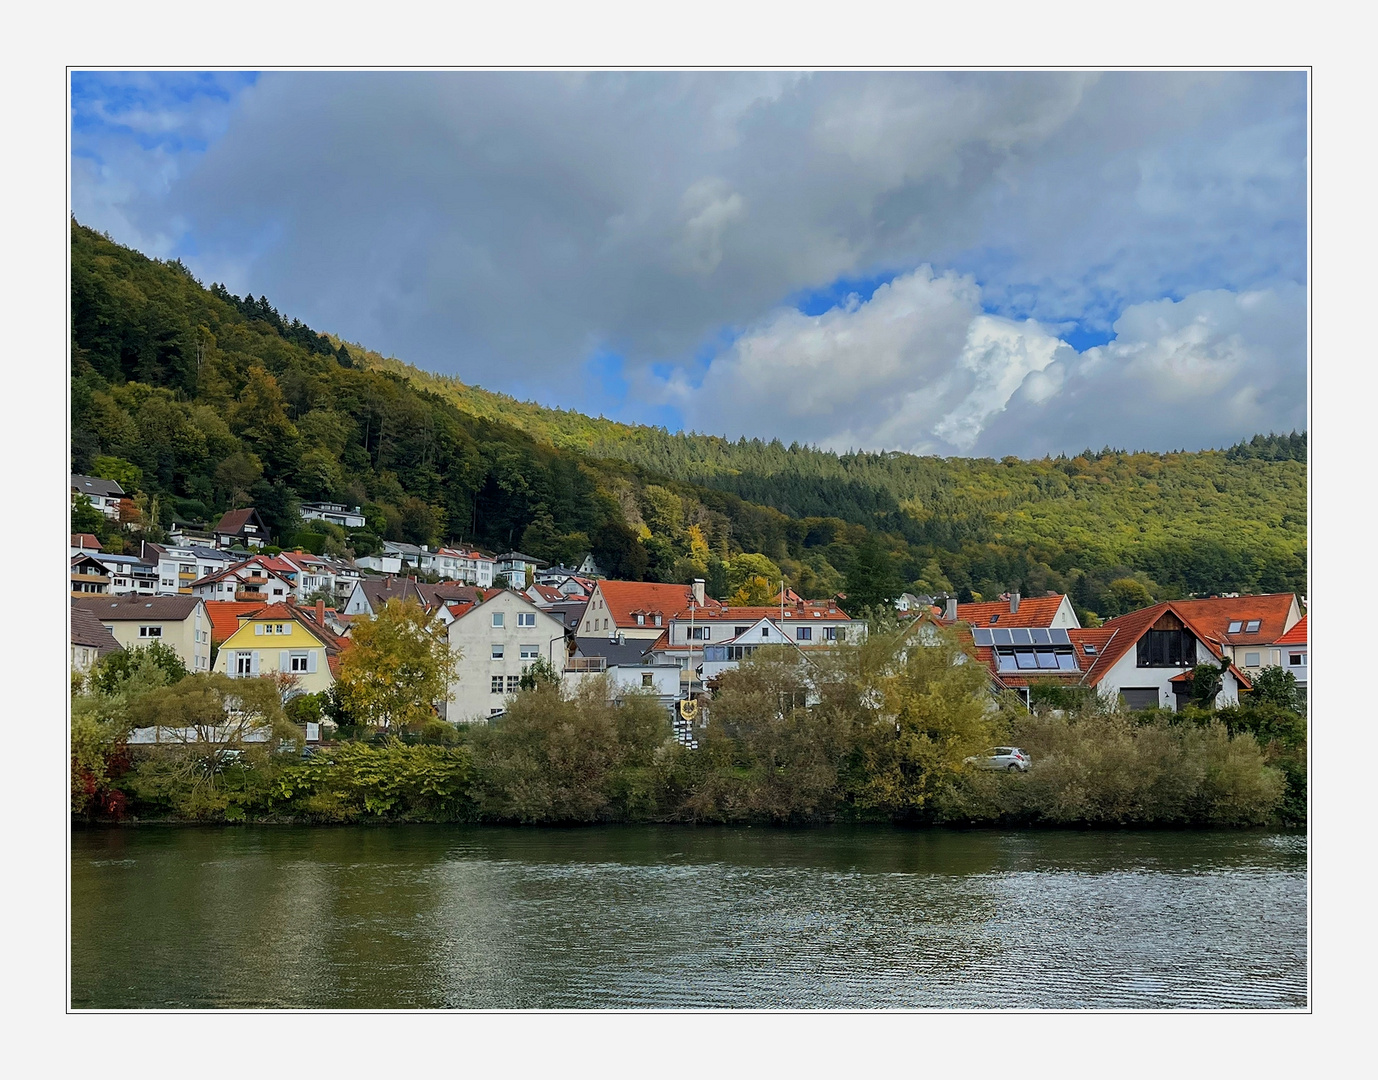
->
965;747;1031;772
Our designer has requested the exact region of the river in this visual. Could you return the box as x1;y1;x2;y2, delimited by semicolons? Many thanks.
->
70;825;1307;1009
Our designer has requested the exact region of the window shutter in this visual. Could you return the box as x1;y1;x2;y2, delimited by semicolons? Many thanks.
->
307;651;318;673
250;651;260;675
255;624;263;636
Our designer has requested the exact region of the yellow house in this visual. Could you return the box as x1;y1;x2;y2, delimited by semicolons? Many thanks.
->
211;603;338;694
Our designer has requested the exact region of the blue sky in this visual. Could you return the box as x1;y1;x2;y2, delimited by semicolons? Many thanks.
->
70;70;1307;457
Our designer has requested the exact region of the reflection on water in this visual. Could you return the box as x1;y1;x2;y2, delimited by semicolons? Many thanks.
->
71;826;1307;1009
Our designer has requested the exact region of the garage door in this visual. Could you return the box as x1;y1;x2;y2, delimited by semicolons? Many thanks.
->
1119;687;1161;711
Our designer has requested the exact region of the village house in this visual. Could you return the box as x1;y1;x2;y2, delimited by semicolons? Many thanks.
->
299;502;367;529
443;589;568;722
191;562;294;604
91;553;159;596
213;508;270;549
211;601;343;694
1165;593;1304;680
564;634;682;713
143;541;236;595
71;600;122;673
494;551;546;588
71;474;126;521
73;594;212;673
1275;614;1308;695
578;579;723;640
432;547;495;586
341;576;429;616
71;553;111;596
70;533;102;557
951;591;1082;630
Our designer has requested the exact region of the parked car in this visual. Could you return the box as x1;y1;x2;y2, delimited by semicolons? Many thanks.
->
965;747;1031;772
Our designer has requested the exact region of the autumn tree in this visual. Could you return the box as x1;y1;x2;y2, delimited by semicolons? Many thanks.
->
335;599;457;732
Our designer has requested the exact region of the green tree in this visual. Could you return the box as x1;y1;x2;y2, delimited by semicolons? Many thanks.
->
89;641;188;695
335;599;457;732
844;535;902;612
1248;665;1303;711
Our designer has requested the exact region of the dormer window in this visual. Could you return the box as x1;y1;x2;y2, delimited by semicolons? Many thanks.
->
1227;620;1243;633
654;614;662;627
636;614;645;626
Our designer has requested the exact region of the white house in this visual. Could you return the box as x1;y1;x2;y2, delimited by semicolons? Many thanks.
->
73;594;212;673
92;554;159;596
494;551;546;588
190;563;294;604
1275;615;1307;695
444;590;568;723
145;541;236;596
431;547;495;586
299;502;367;529
71;474;125;521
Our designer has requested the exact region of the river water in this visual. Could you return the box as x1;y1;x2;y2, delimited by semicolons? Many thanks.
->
70;825;1307;1009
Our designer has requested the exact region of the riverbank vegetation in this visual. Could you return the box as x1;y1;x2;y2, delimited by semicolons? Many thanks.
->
71;622;1304;828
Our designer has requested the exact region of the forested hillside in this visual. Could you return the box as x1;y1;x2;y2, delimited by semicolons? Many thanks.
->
70;221;1307;621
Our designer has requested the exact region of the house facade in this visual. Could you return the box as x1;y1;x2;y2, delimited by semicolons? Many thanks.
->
73;594;212;673
578;579;723;640
444;590;568;722
1167;593;1304;680
211;603;339;694
299;502;367;529
213;508;269;549
92;553;159;596
71;601;122;673
71;554;111;596
72;474;126;521
146;542;236;595
191;563;294;604
1275;615;1308;694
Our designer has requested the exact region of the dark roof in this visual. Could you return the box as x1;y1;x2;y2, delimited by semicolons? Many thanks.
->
73;594;204;621
214;508;265;535
495;551;547;565
71;602;123;654
416;582;491;608
357;577;427;611
71;533;102;549
71;474;125;499
574;635;661;667
545;601;589;631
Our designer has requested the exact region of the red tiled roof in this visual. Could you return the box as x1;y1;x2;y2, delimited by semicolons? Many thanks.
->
204;601;268;643
687;602;851;622
955;595;1070;628
416;582;489;608
71;533;101;550
214;508;261;535
1168;593;1300;646
594;581;724;626
529;583;566;603
1276;615;1307;646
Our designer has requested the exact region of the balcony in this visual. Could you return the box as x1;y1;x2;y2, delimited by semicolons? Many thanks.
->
564;657;607;673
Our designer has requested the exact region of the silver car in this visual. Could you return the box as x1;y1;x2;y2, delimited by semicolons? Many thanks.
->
965;746;1031;772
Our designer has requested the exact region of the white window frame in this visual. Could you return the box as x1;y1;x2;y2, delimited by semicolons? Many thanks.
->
519;644;539;660
491;644;505;660
492;612;505;628
139;625;162;638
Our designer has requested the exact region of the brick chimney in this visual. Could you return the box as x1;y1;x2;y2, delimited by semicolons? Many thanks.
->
1010;591;1020;614
316;599;326;625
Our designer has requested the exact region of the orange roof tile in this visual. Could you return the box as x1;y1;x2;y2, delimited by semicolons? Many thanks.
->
594;581;724;626
1090;602;1253;690
1276;614;1307;646
955;595;1070;628
203;601;267;643
1168;593;1300;646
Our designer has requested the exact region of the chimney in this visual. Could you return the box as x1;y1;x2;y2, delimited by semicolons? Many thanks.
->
1010;591;1020;614
316;599;325;626
692;579;706;606
945;596;958;622
617;630;625;646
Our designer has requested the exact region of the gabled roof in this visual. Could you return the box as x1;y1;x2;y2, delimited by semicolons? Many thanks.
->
416;582;490;608
1084;602;1252;690
574;635;659;666
354;577;427;611
73;595;203;622
684;601;851;622
192;563;294;589
71;474;124;498
71;533;102;550
1168;593;1300;646
71;602;122;654
528;583;567;604
214;508;264;535
203;601;269;643
1276;615;1308;646
955;594;1071;628
227;602;336;650
959;625;1116;689
594;581;724;626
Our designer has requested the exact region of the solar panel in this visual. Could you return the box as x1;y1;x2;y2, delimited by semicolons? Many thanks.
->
1010;628;1033;645
1049;628;1071;645
991;628;1013;646
972;628;994;646
1030;628;1051;645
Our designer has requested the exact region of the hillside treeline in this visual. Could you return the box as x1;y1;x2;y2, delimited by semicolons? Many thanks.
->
71;221;1306;618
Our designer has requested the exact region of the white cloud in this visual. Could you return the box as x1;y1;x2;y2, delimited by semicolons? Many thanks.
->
665;277;1304;456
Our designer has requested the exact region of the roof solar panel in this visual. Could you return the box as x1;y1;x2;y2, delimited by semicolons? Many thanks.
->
1010;628;1033;645
1049;628;1071;645
1030;628;1051;645
991;628;1013;646
972;628;994;646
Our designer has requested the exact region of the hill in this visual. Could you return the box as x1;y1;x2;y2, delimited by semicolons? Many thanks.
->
69;221;1307;619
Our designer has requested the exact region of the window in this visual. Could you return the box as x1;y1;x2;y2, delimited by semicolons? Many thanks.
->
161;578;176;587
636;614;646;626
796;627;812;641
235;653;253;675
1289;652;1306;667
290;653;309;673
1227;620;1243;634
490;708;503;716
491;676;504;694
1082;643;1098;655
689;626;711;640
138;625;162;638
506;675;521;692
520;645;539;660
988;615;999;625
518;612;536;627
1244;652;1261;667
762;627;770;638
825;626;844;641
492;613;504;628
1136;629;1196;668
642;673;654;688
491;644;505;660
1244;620;1261;633
735;626;749;637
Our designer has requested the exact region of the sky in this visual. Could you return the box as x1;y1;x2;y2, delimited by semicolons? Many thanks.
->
70;70;1307;458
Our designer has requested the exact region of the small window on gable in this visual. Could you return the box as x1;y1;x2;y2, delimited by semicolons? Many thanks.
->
762;627;770;638
1227;620;1243;634
1245;620;1261;633
492;612;504;628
